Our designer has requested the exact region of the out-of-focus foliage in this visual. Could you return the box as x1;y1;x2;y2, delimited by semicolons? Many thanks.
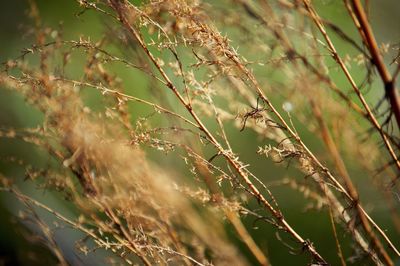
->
0;0;399;265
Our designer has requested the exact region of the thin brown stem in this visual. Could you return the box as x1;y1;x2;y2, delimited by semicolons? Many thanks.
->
328;206;347;266
350;0;400;130
303;0;400;193
310;99;393;266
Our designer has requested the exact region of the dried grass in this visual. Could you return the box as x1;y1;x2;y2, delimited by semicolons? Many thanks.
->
0;0;399;265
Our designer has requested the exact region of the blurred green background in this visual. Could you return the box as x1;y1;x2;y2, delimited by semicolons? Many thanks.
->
0;0;399;265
